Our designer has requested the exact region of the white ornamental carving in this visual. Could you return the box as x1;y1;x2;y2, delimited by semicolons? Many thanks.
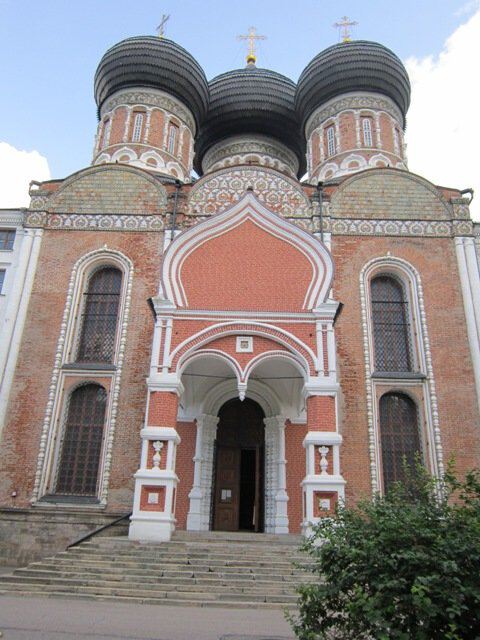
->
187;167;311;217
152;441;164;469
318;446;330;475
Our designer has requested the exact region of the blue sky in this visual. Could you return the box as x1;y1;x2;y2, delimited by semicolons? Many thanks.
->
1;0;479;216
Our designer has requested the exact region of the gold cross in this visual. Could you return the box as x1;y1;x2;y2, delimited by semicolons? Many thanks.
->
333;16;358;42
237;26;267;65
156;14;170;38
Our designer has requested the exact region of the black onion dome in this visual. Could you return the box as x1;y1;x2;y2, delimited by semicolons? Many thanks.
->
296;40;411;129
94;36;209;127
195;67;305;177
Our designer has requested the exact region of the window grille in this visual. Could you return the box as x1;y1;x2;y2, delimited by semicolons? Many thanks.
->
76;267;122;363
55;384;107;496
0;229;15;250
0;269;5;294
132;113;144;142
102;118;112;148
167;123;178;154
326;126;336;157
371;275;412;372
380;392;421;492
362;118;373;147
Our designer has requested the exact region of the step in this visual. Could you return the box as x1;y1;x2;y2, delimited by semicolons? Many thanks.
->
0;580;298;604
0;588;295;610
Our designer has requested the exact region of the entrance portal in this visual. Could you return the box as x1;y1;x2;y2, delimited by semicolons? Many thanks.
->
212;398;265;532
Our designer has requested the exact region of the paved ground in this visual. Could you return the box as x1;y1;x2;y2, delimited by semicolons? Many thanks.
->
0;594;295;639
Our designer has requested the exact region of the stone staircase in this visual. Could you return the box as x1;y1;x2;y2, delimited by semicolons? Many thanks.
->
0;531;315;608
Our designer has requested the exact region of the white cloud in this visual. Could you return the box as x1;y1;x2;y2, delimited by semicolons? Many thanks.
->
0;142;51;208
405;9;480;220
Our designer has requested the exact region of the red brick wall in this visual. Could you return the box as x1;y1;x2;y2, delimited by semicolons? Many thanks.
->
285;421;308;533
0;229;163;510
333;235;480;502
175;421;196;529
180;219;314;312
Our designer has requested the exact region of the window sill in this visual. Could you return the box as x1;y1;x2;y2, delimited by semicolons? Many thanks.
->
39;494;100;504
35;495;104;509
371;371;426;380
62;363;116;371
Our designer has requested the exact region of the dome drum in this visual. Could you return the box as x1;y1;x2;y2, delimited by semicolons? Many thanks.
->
195;67;306;178
201;134;300;177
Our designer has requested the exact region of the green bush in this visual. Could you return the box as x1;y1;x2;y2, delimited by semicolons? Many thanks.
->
289;465;480;639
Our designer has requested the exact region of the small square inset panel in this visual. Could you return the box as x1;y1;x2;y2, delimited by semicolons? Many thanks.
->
313;491;338;517
236;336;253;353
140;485;166;511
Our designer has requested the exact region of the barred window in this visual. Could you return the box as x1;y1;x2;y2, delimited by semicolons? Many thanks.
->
326;126;336;157
132;112;144;142
371;275;412;372
55;384;107;496
362;118;373;147
76;267;122;363
380;392;421;492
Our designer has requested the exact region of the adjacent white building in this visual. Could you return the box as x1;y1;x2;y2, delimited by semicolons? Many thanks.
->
0;209;43;433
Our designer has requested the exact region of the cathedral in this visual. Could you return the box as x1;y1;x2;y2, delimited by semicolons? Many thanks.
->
0;29;479;562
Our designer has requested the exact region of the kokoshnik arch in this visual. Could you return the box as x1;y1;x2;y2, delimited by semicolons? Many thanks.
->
0;32;479;557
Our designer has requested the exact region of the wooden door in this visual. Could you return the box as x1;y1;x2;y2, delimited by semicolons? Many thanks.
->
213;446;240;531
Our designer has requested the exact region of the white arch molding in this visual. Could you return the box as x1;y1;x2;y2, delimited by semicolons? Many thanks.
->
359;255;444;494
31;247;134;505
159;192;334;310
182;353;302;534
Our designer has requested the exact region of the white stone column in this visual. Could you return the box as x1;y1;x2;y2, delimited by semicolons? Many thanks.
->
264;417;279;533
275;418;289;533
301;431;346;536
129;426;181;542
264;415;289;534
0;228;43;434
187;414;219;531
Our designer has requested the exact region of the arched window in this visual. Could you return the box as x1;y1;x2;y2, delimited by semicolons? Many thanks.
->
167;123;178;154
55;384;107;496
132;112;144;142
380;392;421;492
362;117;373;147
326;125;336;157
76;267;122;363
371;275;412;372
101;118;111;148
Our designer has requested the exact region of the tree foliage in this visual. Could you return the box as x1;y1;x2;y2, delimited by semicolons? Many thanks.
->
290;465;480;639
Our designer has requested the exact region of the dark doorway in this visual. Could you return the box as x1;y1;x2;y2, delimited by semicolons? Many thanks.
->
212;398;265;532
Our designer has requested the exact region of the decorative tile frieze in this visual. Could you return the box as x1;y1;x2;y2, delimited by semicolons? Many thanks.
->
188;167;311;217
24;212;167;231
101;88;196;133
305;93;403;139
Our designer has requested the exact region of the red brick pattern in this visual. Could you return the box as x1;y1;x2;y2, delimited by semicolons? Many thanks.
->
285;421;308;533
140;485;166;511
307;396;336;432
174;421;196;529
180;219;313;312
148;392;179;426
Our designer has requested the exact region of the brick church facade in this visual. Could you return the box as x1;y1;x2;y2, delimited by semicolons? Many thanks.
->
1;35;479;559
